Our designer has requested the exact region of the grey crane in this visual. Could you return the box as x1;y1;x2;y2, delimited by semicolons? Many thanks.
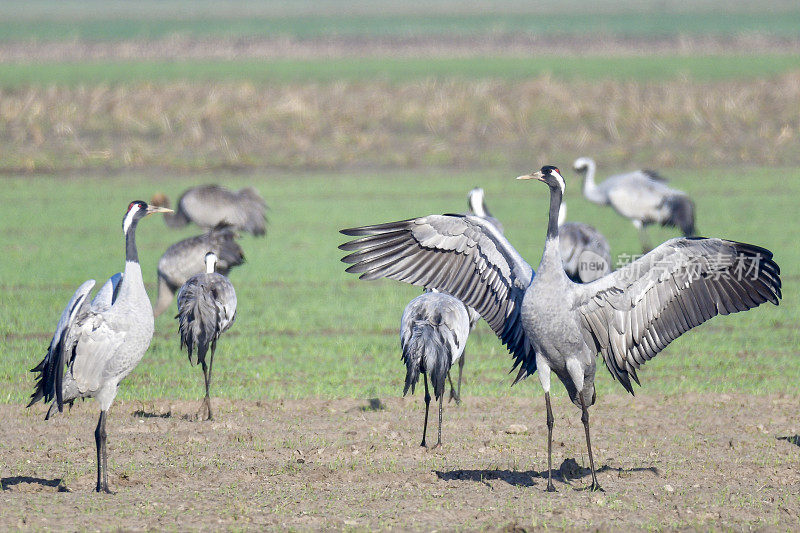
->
574;157;696;252
154;227;245;317
340;165;781;492
401;290;470;448
151;184;267;236
28;200;172;493
176;251;237;421
558;202;612;283
468;187;504;234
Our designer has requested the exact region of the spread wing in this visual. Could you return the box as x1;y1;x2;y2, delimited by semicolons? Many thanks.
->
340;214;536;377
575;237;781;393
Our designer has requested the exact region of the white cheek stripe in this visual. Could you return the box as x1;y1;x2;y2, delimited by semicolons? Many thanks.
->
122;205;139;234
553;170;566;193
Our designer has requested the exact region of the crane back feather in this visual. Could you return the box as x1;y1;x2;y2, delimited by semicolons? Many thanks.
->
401;293;469;399
176;273;237;366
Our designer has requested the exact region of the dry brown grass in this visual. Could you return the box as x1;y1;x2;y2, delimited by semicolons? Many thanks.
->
1;35;799;62
1;74;798;173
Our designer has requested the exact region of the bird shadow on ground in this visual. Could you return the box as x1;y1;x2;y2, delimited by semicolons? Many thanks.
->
778;435;800;447
359;398;386;412
1;476;69;492
436;458;659;489
131;409;172;419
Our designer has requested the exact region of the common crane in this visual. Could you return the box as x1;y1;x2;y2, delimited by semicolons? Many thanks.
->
151;184;267;236
340;165;780;492
154;227;245;317
176;252;237;421
574;157;695;252
468;187;504;234
28;201;172;493
401;291;470;448
558;203;612;283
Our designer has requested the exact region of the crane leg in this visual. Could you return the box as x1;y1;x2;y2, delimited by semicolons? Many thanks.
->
421;373;431;448
431;392;444;449
199;358;213;421
545;392;556;492
94;410;113;494
205;343;216;421
633;220;653;253
449;351;465;405
579;394;602;492
447;372;457;404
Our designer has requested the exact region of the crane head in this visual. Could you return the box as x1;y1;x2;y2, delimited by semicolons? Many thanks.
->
516;165;566;193
122;200;173;234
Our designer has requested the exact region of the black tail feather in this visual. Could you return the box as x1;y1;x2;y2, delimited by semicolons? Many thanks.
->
401;323;453;400
664;195;696;236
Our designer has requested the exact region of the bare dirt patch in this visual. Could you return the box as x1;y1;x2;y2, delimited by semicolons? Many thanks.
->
2;394;798;530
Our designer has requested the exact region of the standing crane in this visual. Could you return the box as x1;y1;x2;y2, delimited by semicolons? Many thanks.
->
574;157;696;252
28;201;172;493
176;252;237;421
151;184;267;236
154;227;245;317
340;166;780;492
558;202;612;283
401;291;470;448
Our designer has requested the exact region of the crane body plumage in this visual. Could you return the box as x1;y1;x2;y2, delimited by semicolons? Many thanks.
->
340;165;780;492
154;227;244;317
176;252;237;420
28;200;172;493
558;203;612;283
152;184;267;236
401;291;469;447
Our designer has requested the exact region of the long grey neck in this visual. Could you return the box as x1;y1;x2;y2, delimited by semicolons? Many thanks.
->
581;159;606;204
468;191;487;217
540;186;565;274
546;186;563;243
125;220;140;263
119;222;147;304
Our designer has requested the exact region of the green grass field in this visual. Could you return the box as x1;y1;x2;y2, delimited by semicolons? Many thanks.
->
1;167;797;405
1;55;799;88
1;1;799;40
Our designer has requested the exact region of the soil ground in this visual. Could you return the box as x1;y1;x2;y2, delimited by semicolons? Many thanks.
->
2;394;798;530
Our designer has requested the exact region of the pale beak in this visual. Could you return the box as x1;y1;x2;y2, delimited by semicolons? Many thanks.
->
146;205;174;215
516;170;545;181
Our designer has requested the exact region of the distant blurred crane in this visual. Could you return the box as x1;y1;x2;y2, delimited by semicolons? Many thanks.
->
176;252;237;421
467;187;504;234
28;200;172;493
557;203;612;283
401;291;470;448
574;157;695;252
154;227;244;317
151;184;267;236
